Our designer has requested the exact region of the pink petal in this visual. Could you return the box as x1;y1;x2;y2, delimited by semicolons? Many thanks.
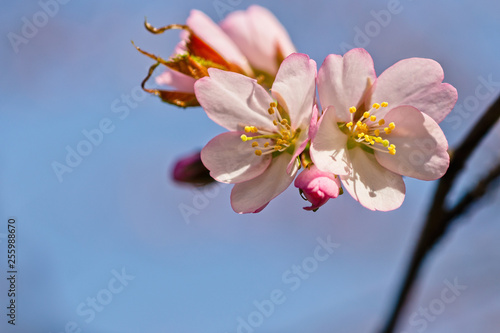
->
220;5;296;75
317;48;376;122
186;10;252;74
295;166;341;211
295;165;341;198
374;106;450;181
308;104;320;141
194;68;275;131
155;70;196;93
271;53;317;129
230;153;299;213
310;107;350;176
341;147;406;211
370;58;457;123
201;132;272;184
286;126;309;174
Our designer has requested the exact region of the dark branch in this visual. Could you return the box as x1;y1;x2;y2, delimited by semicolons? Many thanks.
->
380;94;500;333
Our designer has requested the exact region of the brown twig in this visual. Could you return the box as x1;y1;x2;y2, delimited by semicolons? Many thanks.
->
446;159;500;223
380;94;500;333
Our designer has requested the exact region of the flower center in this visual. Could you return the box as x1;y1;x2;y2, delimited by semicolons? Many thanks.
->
342;102;396;155
240;102;300;156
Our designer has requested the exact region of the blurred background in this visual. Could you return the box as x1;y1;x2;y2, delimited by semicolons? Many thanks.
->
1;0;500;332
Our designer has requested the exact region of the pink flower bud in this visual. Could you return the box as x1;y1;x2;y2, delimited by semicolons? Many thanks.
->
172;151;215;186
294;165;341;211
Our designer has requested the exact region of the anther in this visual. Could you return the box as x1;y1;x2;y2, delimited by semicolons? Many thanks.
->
373;103;381;109
381;102;388;107
378;119;385;126
370;115;377;122
252;142;259;147
388;122;395;130
349;106;357;113
363;112;370;119
255;150;262;156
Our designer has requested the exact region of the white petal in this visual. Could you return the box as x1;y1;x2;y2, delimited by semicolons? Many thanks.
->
195;68;275;131
374;106;450;180
310;107;350;176
271;53;317;129
370;58;457;123
341;147;406;211
220;5;296;75
317;49;376;122
201;132;272;184
230;153;298;213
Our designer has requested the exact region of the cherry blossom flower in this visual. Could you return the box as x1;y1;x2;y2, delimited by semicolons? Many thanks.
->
294;165;342;211
196;53;316;213
220;5;296;76
136;6;295;107
310;48;457;211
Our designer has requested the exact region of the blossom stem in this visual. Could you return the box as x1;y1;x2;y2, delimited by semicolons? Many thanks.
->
380;94;500;333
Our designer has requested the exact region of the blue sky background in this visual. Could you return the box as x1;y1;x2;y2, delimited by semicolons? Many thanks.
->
1;0;500;332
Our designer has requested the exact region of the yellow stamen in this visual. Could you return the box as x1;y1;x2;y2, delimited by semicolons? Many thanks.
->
388;122;395;130
379;119;385;126
381;102;388;107
349;106;357;113
384;128;392;134
251;142;259;147
346;122;353;128
254;150;262;156
241;135;249;142
363;112;370;119
382;140;389;147
389;149;396;155
370;115;377;122
374;129;380;136
264;142;270;148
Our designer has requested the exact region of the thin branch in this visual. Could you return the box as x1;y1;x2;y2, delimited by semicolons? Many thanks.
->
380;94;500;333
446;159;500;222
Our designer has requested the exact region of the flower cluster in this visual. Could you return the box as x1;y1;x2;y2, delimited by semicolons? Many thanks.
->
136;5;457;213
